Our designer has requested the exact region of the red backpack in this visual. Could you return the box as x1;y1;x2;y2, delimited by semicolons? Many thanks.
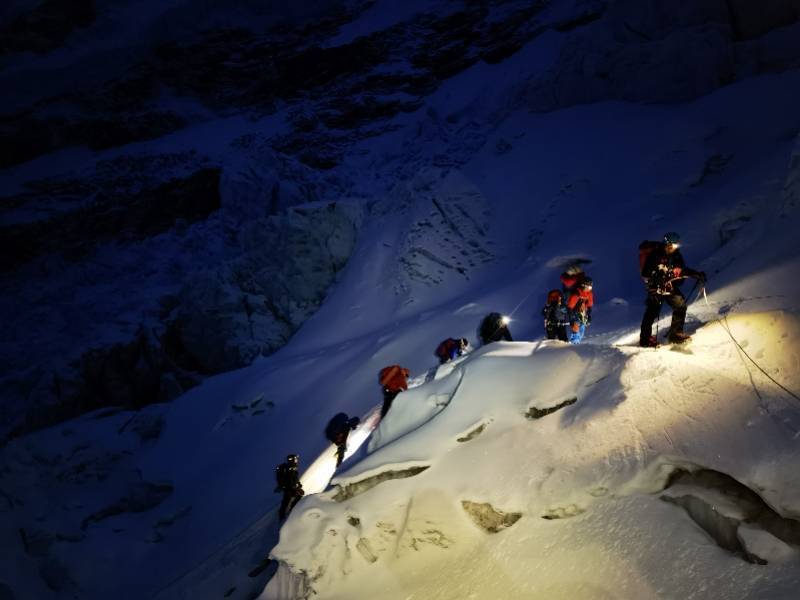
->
435;339;454;360
379;365;409;392
638;240;661;277
546;289;562;304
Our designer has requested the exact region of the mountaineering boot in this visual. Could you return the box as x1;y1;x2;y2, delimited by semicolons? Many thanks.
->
667;331;692;344
639;335;658;348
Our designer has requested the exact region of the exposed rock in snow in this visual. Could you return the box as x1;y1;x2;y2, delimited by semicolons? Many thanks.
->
456;422;487;442
461;500;522;533
526;396;578;419
332;466;429;502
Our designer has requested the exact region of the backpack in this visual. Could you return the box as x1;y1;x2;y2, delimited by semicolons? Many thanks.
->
379;365;408;391
479;312;503;340
325;413;349;443
275;463;292;489
560;269;584;293
435;338;455;361
638;240;661;277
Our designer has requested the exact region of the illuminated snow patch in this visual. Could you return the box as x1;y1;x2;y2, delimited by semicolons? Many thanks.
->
300;407;382;495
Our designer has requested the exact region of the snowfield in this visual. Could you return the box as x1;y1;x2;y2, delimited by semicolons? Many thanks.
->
263;311;800;600
2;1;800;599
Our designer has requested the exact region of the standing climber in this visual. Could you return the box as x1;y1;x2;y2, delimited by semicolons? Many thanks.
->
435;337;469;364
542;289;569;341
275;454;304;519
325;412;361;466
379;365;410;418
639;232;706;347
479;312;513;345
565;277;594;344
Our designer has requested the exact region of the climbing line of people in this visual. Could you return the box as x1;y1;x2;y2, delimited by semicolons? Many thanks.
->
274;330;489;519
275;231;707;518
542;231;706;347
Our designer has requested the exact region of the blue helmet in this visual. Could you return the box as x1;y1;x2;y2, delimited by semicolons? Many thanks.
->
663;232;681;245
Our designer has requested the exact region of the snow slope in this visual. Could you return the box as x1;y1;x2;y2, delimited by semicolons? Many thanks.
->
259;63;800;599
265;314;800;599
2;3;800;598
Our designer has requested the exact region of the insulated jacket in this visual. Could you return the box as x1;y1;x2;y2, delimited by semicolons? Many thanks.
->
641;244;700;293
542;302;569;325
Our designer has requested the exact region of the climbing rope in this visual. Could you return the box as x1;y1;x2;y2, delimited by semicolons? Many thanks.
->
715;315;800;405
693;285;799;402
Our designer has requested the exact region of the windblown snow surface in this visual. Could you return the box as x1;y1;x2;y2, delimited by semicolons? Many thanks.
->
2;3;800;600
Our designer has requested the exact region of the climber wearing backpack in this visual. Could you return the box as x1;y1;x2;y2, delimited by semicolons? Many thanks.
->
435;337;469;364
565;277;594;344
379;365;410;418
542;289;569;341
275;454;304;519
479;312;513;345
639;232;706;347
325;413;361;466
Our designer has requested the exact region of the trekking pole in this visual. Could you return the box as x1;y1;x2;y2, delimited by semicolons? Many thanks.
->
655;311;660;346
684;279;700;302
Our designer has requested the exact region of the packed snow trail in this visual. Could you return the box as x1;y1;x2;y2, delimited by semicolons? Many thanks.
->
301;407;383;495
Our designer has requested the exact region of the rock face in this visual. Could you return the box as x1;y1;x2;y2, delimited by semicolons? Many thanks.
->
520;0;800;111
0;144;357;441
171;201;359;373
0;0;95;57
